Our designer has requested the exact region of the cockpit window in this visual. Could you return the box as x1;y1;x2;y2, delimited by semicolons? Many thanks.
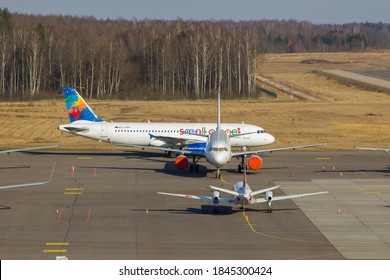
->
211;147;229;152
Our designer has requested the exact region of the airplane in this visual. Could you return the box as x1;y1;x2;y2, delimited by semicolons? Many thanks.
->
0;163;55;190
59;87;275;173
0;145;59;154
59;88;323;176
114;92;325;177
158;167;328;213
355;146;390;153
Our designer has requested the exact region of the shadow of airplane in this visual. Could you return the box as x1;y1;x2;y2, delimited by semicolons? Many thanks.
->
0;165;31;170
132;205;300;215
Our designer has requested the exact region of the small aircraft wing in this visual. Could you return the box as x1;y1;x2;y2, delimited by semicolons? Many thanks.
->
208;185;240;197
0;163;56;190
157;192;235;204
355;146;390;153
231;143;325;157
158;192;214;201
253;191;328;204
0;145;59;154
113;143;206;157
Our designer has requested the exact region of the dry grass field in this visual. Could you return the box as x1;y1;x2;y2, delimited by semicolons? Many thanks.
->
2;51;390;151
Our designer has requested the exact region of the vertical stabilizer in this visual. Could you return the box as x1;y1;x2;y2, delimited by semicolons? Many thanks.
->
217;92;221;133
243;164;247;188
63;88;103;123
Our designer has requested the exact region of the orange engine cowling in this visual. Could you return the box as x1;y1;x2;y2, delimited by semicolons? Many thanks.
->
175;155;189;170
248;155;263;170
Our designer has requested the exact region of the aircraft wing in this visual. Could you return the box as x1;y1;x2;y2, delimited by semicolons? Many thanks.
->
158;192;214;201
208;185;240;196
355;146;390;153
157;192;235;204
0;145;59;154
113;143;206;157
253;191;328;204
0;163;56;190
250;186;279;196
231;143;325;157
148;133;207;146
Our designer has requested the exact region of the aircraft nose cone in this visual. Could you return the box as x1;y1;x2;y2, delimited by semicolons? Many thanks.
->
267;134;275;144
207;152;230;167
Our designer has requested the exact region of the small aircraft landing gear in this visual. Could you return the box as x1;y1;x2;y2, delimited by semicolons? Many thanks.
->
266;201;273;213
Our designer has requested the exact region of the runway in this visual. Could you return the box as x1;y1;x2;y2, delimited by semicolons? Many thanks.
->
0;150;389;259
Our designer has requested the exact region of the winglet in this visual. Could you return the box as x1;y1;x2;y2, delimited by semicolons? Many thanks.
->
47;162;56;183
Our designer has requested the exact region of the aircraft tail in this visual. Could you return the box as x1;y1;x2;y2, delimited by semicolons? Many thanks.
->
217;92;221;133
63;87;103;123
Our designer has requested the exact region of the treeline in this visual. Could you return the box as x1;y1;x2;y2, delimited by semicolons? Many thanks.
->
0;8;390;100
259;20;390;53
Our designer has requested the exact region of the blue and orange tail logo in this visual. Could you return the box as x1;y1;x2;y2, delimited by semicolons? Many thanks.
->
63;88;103;123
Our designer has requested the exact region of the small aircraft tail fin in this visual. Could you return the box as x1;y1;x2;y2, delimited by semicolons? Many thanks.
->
63;87;103;123
243;164;247;188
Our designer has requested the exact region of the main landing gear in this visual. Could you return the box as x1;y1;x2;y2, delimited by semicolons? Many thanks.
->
190;156;200;172
238;155;247;173
266;201;273;213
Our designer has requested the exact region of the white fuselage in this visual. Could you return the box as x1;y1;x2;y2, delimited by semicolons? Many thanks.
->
205;130;232;167
59;121;275;148
232;181;253;206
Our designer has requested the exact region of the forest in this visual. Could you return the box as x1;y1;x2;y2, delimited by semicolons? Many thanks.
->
0;8;390;100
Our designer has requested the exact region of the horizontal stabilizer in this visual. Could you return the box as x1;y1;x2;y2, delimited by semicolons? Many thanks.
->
61;126;89;133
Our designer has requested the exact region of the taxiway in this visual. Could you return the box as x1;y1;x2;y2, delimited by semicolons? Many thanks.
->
0;150;389;259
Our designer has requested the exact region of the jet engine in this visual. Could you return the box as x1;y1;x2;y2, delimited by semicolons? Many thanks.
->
248;155;263;170
175;155;189;170
265;191;273;202
212;190;220;204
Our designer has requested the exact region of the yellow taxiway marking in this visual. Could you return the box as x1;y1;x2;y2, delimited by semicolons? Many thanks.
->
77;157;92;160
65;188;84;191
219;175;234;186
357;187;375;190
362;192;381;195
315;157;331;160
242;212;381;247
43;249;67;253
241;212;328;244
45;242;69;246
64;192;83;195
